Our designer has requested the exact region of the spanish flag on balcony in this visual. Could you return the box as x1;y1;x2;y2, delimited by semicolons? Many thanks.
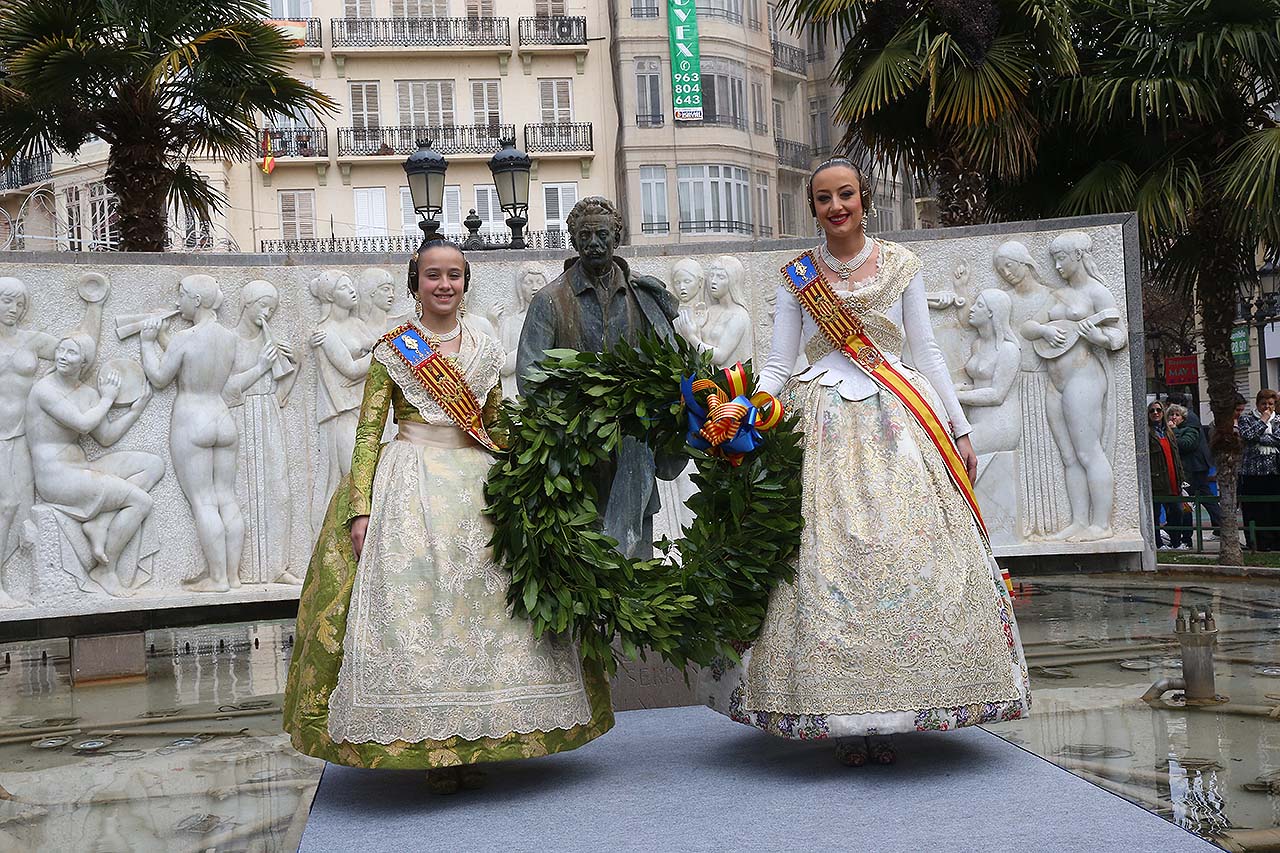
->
261;131;276;176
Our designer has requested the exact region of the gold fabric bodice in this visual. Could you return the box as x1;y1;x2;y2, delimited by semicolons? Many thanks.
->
802;240;922;365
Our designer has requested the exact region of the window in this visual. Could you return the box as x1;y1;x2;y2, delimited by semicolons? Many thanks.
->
474;184;504;235
755;171;770;234
279;189;316;241
270;0;312;16
773;99;784;137
392;0;446;14
635;59;662;125
471;80;502;126
401;185;462;235
344;0;373;17
466;0;493;15
701;58;746;129
539;79;573;123
677;164;751;233
779;190;795;236
746;0;761;28
88;181;118;249
750;80;766;134
809;98;830;153
398;80;455;126
64;186;84;251
353;187;388;237
698;0;742;22
543;183;578;235
632;0;659;16
806;28;826;59
535;0;565;14
349;82;380;129
639;166;668;230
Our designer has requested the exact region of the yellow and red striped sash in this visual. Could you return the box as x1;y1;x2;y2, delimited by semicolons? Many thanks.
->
782;253;1004;582
382;323;501;452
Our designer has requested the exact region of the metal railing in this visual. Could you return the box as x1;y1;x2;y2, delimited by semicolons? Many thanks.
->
775;137;811;170
636;113;665;128
701;113;747;131
757;225;773;237
678;220;753;235
753;120;769;135
262;126;328;158
517;15;587;45
640;221;670;234
524;122;593;152
304;18;323;46
771;40;806;75
261;229;566;253
631;4;660;17
695;4;742;24
337;124;514;157
331;16;510;47
0;151;52;191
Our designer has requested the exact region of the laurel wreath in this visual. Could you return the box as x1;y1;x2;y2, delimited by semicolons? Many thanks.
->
484;335;804;672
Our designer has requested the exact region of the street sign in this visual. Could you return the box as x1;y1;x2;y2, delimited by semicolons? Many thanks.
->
668;0;703;121
1163;355;1199;386
1232;326;1250;367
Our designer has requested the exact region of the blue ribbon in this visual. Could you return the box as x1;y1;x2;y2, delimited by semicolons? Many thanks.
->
680;375;766;459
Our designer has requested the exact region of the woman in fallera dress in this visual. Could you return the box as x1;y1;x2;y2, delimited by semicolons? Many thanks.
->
704;159;1030;765
283;240;613;793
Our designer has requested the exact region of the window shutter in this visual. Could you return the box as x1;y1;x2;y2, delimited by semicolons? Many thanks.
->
280;192;297;241
556;80;571;121
540;81;556;123
398;81;414;126
400;187;418;236
443;186;462;232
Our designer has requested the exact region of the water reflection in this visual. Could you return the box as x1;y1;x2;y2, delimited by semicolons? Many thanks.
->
989;575;1280;850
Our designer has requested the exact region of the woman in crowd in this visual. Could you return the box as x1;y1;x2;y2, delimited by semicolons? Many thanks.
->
704;158;1029;765
283;240;613;793
1238;389;1280;550
1150;401;1189;549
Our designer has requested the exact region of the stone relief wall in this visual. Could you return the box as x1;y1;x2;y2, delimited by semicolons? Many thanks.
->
0;217;1144;620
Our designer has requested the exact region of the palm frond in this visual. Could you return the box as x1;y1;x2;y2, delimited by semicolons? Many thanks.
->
1057;159;1138;216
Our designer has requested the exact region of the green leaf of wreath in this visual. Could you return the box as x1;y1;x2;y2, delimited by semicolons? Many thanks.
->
485;334;804;673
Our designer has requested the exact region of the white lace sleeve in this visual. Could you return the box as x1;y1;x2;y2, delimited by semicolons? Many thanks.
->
901;272;972;438
755;285;802;398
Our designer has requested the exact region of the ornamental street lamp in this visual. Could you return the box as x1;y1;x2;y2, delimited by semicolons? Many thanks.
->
402;140;449;241
487;138;532;250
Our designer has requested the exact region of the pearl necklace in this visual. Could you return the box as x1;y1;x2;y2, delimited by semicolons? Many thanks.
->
423;321;461;349
818;238;875;282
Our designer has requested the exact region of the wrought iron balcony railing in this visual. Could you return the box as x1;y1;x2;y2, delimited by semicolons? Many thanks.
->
771;40;806;75
303;18;323;46
524;122;593;152
701;113;747;131
261;229;565;253
775;137;812;170
757;225;774;237
331;16;510;48
518;15;587;45
636;113;664;128
678;220;753;235
631;4;659;17
337;124;515;157
696;4;742;24
753;120;769;135
0;151;52;191
263;126;328;158
640;221;670;234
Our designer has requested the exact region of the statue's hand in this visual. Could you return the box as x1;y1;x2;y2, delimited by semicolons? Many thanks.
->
140;317;162;342
1046;325;1068;348
309;329;327;348
1078;318;1107;346
274;341;297;363
101;369;122;400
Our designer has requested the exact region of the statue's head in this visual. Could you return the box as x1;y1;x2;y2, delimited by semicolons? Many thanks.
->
177;274;224;319
0;277;29;327
240;280;280;329
308;270;358;310
1048;231;1092;280
359;268;396;313
567;196;624;277
670;258;705;305
993;241;1039;287
514;261;547;307
54;332;97;380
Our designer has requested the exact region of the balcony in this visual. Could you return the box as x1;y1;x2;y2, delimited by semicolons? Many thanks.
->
330;16;510;51
524;122;593;153
518;16;586;45
775;137;812;171
640;221;670;234
771;40;806;77
337;124;515;158
753;120;769;135
263;126;328;159
261;229;566;254
700;113;747;131
696;4;742;24
636;113;665;128
0;151;52;192
267;17;323;48
631;4;659;17
678;220;753;235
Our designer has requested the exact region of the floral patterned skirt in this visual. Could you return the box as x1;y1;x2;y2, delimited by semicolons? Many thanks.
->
703;376;1030;738
282;436;614;769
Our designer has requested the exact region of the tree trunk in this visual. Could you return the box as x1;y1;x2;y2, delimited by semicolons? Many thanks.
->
106;142;170;252
935;153;986;227
1197;270;1244;565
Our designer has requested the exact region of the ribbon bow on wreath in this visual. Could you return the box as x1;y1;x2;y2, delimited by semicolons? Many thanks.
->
681;363;784;466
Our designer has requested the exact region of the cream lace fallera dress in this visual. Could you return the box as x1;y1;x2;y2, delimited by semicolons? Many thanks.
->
703;241;1031;737
325;320;594;746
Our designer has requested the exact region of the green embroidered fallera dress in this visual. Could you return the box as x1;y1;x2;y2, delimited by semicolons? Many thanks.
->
283;319;614;769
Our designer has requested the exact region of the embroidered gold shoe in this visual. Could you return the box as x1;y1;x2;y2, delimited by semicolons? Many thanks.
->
834;737;868;767
868;735;897;765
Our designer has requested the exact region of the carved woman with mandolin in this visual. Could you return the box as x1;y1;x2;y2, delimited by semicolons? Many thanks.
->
1021;231;1128;542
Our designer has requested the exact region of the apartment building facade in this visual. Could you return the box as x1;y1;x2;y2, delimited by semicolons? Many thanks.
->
0;0;915;253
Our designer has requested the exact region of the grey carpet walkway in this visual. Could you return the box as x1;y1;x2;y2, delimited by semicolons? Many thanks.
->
300;705;1215;853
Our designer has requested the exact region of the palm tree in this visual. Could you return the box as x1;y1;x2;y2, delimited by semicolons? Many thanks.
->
990;0;1280;564
0;0;334;251
774;0;1078;225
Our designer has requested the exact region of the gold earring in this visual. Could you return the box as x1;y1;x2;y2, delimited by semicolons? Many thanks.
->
414;297;423;319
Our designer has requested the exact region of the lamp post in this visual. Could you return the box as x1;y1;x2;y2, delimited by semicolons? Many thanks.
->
402;140;449;241
1257;263;1280;390
487;138;532;250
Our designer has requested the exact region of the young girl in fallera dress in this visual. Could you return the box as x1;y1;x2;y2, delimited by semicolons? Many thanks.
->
703;160;1030;764
283;241;613;793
